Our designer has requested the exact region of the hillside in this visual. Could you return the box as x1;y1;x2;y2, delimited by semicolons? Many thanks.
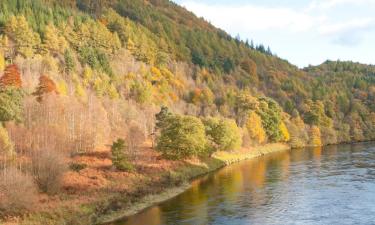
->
0;0;374;224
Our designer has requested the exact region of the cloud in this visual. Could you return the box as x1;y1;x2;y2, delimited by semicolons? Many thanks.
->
180;0;375;47
308;0;375;10
180;1;317;33
319;18;375;46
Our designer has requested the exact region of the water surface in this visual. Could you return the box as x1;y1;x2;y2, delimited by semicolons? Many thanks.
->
115;143;375;225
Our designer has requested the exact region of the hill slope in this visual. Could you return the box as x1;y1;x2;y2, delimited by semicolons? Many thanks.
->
0;0;375;223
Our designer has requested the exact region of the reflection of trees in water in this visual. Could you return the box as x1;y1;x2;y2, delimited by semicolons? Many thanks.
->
121;143;371;225
122;206;162;225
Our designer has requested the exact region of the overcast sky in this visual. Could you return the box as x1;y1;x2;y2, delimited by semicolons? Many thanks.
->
173;0;375;68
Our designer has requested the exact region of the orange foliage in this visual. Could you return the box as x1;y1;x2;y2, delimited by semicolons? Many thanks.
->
0;64;22;88
33;75;59;101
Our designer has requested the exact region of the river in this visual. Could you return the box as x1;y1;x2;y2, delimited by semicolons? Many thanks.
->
114;143;375;225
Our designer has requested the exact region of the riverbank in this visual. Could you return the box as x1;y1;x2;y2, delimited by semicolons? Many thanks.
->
1;143;289;225
96;143;290;225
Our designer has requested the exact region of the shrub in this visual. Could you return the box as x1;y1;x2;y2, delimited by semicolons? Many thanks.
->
203;117;242;152
69;163;87;172
156;115;207;160
30;150;67;195
111;139;134;172
0;167;38;216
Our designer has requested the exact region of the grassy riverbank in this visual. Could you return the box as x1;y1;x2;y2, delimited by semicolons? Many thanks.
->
96;143;290;224
2;143;289;225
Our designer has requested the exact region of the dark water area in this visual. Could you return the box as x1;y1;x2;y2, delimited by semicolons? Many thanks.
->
116;143;375;225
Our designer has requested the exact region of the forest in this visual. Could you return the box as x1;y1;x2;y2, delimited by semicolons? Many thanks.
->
0;0;374;224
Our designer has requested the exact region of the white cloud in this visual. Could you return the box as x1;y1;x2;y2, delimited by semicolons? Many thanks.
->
319;18;374;35
177;0;375;66
181;1;317;32
308;0;375;10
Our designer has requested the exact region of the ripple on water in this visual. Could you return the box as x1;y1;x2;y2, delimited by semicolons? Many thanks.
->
117;143;375;225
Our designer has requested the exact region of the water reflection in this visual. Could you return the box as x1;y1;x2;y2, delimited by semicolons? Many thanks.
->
115;143;375;225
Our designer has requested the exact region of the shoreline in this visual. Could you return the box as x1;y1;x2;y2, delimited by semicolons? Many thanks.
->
96;143;290;225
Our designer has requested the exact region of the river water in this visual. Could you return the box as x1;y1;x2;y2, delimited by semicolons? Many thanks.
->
116;143;375;225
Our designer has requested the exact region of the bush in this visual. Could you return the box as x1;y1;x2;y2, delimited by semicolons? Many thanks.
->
0;167;38;216
156;115;207;160
69;163;87;172
111;139;134;172
30;150;67;195
203;117;242;152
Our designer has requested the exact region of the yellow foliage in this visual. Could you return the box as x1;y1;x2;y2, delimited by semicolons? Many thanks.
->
75;82;86;98
279;121;290;142
0;125;14;157
309;126;322;147
151;66;163;82
246;111;266;144
5;16;41;57
82;65;93;87
0;51;5;71
108;84;119;99
56;80;68;95
43;23;68;54
42;55;59;73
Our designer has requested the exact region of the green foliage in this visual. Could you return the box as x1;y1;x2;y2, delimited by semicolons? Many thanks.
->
256;98;284;142
79;47;113;76
111;139;134;172
156;114;207;160
69;163;87;172
155;106;173;131
0;88;23;122
64;49;75;74
130;80;152;104
303;100;332;127
203;117;242;152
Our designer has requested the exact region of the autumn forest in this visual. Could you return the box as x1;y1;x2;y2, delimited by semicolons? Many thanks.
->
0;0;374;224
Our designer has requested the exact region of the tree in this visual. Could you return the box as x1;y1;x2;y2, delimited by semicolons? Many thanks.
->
4;15;40;58
245;111;266;144
33;75;59;102
0;125;14;157
155;106;173;132
111;138;133;171
30;149;67;195
0;88;23;122
0;51;5;71
235;92;259;125
42;23;68;55
240;59;257;76
156;115;207;160
0;167;37;215
257;98;284;142
309;126;322;147
303;100;332;127
203;117;242;152
126;123;146;161
0;65;22;89
279;121;290;142
64;49;76;74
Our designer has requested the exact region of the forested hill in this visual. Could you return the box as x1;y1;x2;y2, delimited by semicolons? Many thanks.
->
0;0;374;151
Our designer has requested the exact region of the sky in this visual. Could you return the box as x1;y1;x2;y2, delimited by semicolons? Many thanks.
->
172;0;375;68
